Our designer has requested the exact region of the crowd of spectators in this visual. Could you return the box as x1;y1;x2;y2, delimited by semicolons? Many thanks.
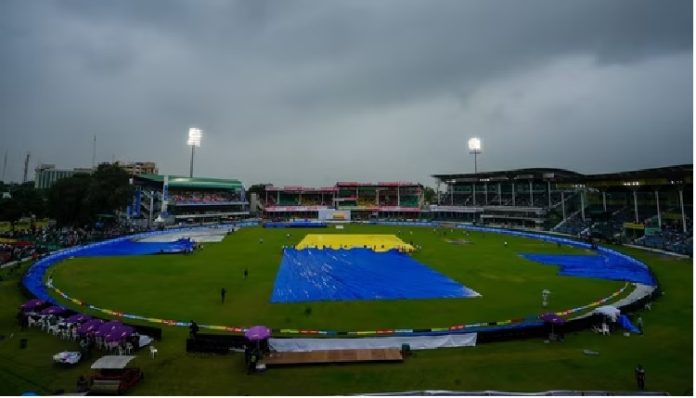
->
0;223;150;266
637;217;693;255
378;196;398;207
171;191;241;205
0;242;40;266
554;216;592;236
555;206;693;256
298;196;322;206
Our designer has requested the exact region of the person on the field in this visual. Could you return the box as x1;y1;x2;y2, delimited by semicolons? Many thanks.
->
189;320;199;339
76;375;89;393
542;289;550;308
220;287;227;304
243;268;248;280
635;364;646;390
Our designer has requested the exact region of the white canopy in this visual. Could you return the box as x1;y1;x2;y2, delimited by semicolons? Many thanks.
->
593;305;621;321
91;355;136;369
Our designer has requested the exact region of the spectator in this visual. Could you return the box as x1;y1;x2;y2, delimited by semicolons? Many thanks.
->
76;376;89;393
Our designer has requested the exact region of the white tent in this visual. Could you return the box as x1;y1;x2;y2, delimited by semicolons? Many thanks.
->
91;355;136;370
593;305;621;322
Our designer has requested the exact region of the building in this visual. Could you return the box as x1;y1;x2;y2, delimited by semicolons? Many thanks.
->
431;164;693;254
34;164;93;189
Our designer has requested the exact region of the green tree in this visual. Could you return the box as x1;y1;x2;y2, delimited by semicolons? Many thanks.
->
47;164;134;227
86;163;133;217
11;183;47;218
46;163;135;227
47;173;92;226
0;197;23;231
246;183;269;198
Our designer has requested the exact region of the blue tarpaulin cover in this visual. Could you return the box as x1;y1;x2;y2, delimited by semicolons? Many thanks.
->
22;237;195;303
23;223;258;304
618;314;641;334
270;248;479;303
520;253;656;286
75;238;194;256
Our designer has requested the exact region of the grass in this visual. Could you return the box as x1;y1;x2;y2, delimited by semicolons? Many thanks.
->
0;225;691;395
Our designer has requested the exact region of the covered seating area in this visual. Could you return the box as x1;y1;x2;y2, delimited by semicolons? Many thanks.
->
18;298;155;360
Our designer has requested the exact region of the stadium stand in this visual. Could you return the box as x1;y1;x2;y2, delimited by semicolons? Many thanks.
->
260;183;424;220
431;165;692;255
132;174;249;224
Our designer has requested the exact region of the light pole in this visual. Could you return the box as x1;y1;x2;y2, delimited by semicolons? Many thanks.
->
468;137;482;207
187;128;202;178
468;137;482;174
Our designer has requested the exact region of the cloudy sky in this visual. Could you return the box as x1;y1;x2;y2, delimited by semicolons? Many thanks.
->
0;0;692;187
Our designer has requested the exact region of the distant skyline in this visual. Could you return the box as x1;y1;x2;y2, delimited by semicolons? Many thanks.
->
1;0;692;187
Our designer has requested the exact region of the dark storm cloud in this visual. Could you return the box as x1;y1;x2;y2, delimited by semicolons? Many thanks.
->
0;0;691;186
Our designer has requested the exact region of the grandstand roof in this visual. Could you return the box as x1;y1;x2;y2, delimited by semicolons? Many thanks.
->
336;181;421;187
433;164;692;187
581;164;692;182
134;174;244;190
265;185;337;192
433;168;582;183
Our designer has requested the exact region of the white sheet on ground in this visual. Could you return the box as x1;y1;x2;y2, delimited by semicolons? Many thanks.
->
138;334;154;348
136;228;227;243
269;333;477;352
611;283;656;308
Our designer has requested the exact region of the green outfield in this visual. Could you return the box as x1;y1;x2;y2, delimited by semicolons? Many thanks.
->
0;225;692;395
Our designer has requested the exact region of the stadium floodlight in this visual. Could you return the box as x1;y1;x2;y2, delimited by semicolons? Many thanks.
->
468;137;482;174
187;127;202;147
187;127;202;177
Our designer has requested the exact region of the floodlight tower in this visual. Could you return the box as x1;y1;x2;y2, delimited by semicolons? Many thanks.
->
187;128;202;178
468;137;481;174
468;137;482;208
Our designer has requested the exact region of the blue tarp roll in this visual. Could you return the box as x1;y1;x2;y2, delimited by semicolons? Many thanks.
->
520;253;656;285
76;238;194;256
21;222;259;304
264;222;327;228
618;314;641;334
271;248;480;303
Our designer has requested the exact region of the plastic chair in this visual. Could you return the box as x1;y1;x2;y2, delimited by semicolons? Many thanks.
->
149;345;158;359
47;324;60;336
601;322;610;336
